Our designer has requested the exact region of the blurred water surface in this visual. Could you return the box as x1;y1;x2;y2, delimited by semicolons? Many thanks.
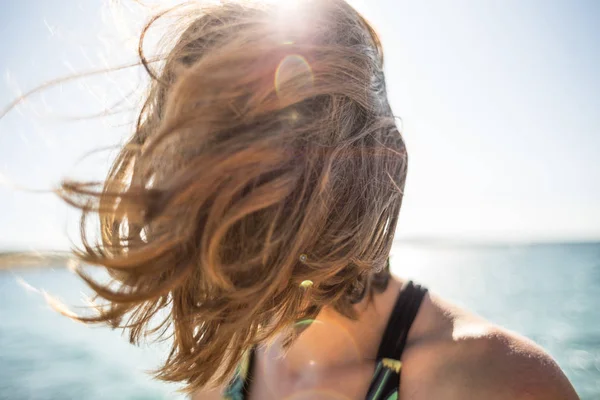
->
1;242;599;399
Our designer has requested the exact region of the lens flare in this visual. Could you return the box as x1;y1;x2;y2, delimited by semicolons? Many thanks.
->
274;54;313;98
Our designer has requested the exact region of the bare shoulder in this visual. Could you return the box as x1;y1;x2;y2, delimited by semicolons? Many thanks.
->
400;292;579;400
434;326;581;399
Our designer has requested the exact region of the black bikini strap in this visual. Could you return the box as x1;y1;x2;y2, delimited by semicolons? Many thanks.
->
375;281;428;361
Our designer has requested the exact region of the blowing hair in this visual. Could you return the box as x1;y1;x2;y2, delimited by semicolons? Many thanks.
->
18;0;407;393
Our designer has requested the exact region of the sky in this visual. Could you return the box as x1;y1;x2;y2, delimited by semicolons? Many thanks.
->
0;0;599;251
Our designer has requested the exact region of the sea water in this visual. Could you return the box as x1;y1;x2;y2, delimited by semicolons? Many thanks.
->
1;242;599;399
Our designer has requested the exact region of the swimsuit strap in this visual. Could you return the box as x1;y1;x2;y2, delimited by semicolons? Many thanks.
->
376;280;428;361
365;281;428;399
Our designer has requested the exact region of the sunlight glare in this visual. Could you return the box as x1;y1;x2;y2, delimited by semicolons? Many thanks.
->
274;54;313;98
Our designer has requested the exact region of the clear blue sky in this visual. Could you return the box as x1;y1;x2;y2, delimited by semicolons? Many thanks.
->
1;0;599;251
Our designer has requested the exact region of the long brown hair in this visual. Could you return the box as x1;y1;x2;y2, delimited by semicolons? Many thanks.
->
13;0;407;393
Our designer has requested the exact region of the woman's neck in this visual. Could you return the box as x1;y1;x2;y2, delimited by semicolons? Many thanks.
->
262;276;406;377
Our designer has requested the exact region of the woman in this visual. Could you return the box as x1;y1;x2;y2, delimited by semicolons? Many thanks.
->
13;0;577;398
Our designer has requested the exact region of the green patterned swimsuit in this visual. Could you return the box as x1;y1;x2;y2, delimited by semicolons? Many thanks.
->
223;281;428;400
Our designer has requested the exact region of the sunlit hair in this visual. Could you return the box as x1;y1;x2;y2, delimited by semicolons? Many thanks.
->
47;0;405;392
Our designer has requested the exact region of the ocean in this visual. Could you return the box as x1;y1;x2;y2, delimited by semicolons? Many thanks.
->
1;242;599;399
